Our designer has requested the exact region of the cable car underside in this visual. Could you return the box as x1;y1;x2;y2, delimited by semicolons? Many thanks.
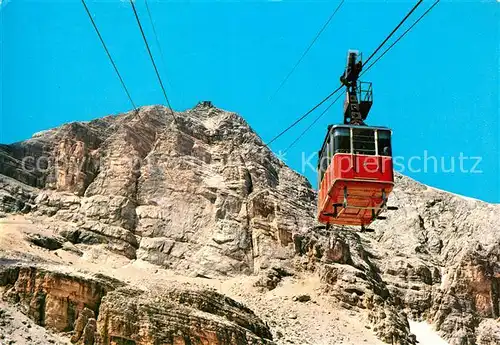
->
317;50;397;232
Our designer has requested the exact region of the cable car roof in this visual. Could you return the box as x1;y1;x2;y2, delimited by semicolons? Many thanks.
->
329;124;392;131
318;124;392;157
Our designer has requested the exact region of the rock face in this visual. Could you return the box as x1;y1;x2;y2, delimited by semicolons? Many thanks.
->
373;175;500;345
0;266;121;332
293;228;413;344
0;103;499;345
96;287;273;345
0;265;273;345
2;104;315;272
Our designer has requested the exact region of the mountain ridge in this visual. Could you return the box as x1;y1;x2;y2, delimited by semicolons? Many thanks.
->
0;103;498;345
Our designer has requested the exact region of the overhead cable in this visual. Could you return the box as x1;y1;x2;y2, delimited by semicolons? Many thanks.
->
362;0;424;67
129;0;178;124
81;0;137;110
268;0;345;101
362;0;440;75
283;91;344;153
265;0;425;146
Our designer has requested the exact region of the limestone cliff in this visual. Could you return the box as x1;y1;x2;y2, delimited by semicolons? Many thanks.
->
0;103;498;345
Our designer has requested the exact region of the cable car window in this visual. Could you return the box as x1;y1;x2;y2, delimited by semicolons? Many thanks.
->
318;145;328;182
333;128;350;153
326;137;332;167
328;135;334;159
378;130;392;156
322;152;329;180
352;128;375;155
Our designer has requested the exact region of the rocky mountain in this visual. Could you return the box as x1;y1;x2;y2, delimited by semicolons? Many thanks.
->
0;103;498;345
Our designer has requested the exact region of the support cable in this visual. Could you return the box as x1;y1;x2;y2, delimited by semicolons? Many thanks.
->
268;0;345;101
129;0;178;124
283;92;344;153
81;0;137;111
265;0;425;147
144;0;173;89
282;0;440;151
362;0;423;67
265;85;343;146
362;0;440;75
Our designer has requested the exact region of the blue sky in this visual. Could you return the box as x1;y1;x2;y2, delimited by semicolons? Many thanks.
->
0;0;498;202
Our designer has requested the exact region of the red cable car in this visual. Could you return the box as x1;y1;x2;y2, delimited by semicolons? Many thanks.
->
317;51;396;231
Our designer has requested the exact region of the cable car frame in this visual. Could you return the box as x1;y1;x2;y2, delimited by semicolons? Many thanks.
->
317;50;397;232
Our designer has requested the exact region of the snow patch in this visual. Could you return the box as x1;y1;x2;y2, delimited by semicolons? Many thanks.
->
427;186;482;203
409;320;449;345
203;175;224;189
440;267;448;290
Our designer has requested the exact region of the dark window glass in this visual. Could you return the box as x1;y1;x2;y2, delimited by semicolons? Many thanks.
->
318;144;328;182
319;129;337;182
352;128;376;155
378;130;392;156
326;138;331;168
328;137;334;159
333;128;350;154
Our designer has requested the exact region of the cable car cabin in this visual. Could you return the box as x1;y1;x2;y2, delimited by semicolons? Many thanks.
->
317;125;394;227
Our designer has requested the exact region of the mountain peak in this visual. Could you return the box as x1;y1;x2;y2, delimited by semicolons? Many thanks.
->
0;106;498;345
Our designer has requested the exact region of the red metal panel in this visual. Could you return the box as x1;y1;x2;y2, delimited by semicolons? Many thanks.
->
333;154;393;182
318;153;394;226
